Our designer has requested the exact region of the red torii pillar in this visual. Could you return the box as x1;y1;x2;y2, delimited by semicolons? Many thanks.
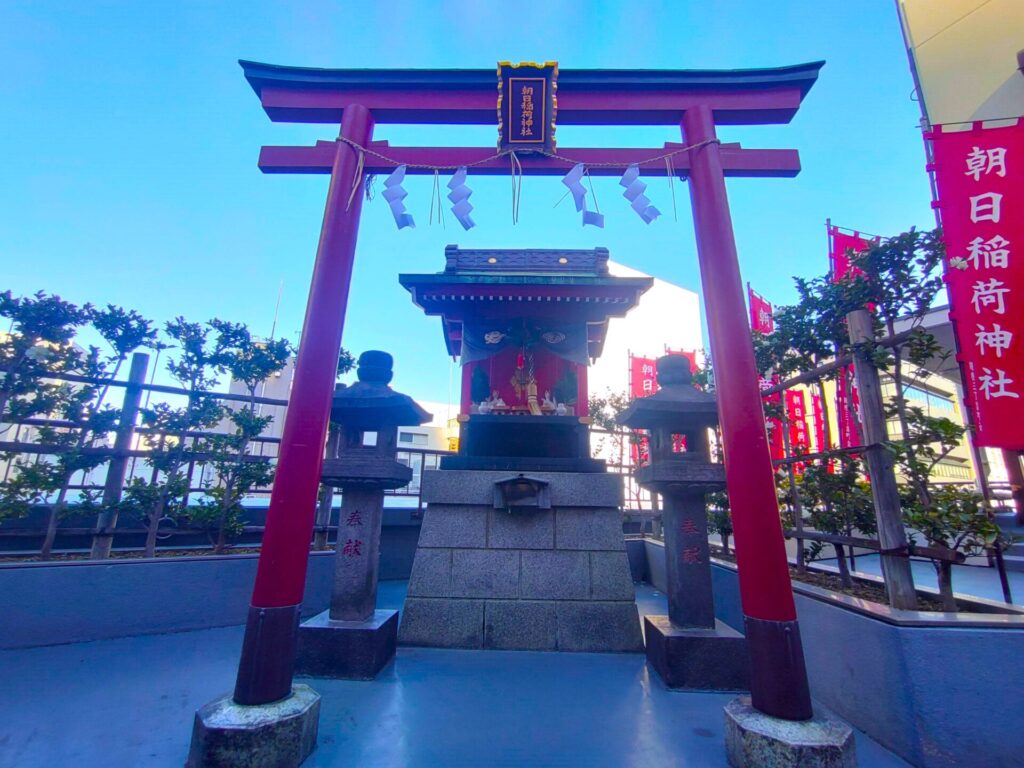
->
233;61;818;722
684;104;810;719
233;103;373;704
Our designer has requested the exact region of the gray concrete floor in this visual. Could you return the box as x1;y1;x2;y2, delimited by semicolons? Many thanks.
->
0;582;909;767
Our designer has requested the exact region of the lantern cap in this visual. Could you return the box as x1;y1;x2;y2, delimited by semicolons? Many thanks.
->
331;350;432;430
616;355;718;431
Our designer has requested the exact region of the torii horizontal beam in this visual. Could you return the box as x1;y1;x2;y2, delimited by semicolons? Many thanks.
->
240;60;825;126
258;140;800;177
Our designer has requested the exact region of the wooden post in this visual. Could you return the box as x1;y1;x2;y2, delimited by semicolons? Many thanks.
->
650;490;662;539
778;404;806;572
992;539;1014;604
313;424;340;550
313;486;334;551
90;352;149;559
846;309;918;610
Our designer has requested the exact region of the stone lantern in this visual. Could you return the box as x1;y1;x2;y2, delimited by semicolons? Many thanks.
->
295;350;431;679
617;354;749;690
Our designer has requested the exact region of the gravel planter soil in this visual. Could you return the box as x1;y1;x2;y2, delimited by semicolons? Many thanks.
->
709;545;951;612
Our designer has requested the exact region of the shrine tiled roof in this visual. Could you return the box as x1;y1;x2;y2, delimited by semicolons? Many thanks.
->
398;246;652;302
442;245;610;276
399;246;654;359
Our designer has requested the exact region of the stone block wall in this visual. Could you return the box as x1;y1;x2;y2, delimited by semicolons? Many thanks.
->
399;470;644;652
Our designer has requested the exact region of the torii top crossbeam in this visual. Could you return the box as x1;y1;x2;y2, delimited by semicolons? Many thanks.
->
231;58;823;725
240;60;823;177
240;60;821;125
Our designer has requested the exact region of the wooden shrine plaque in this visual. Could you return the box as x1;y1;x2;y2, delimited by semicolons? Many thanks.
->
498;61;557;153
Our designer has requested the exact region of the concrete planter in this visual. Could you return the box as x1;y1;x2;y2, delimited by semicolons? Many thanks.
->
0;517;422;650
0;552;332;650
643;537;1024;768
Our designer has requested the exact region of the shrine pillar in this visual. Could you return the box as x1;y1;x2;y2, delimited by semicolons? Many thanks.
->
233;104;374;706
682;104;813;721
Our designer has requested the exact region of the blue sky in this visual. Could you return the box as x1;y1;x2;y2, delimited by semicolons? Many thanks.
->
1;1;934;402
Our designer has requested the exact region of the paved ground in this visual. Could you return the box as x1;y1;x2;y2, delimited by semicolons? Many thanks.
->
0;582;909;767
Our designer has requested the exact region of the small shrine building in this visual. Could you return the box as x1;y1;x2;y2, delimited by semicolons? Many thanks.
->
399;246;651;470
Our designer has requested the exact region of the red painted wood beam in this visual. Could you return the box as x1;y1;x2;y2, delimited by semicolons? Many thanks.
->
258;141;800;178
233;104;375;705
258;85;805;126
682;103;812;721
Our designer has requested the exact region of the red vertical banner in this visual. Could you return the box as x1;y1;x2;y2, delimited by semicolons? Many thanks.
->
828;224;871;457
836;365;861;449
811;391;826;453
628;354;658;464
629;354;658;399
785;389;810;474
748;286;782;460
759;376;785;460
630;434;650;465
930;120;1024;449
748;286;775;334
829;227;872;281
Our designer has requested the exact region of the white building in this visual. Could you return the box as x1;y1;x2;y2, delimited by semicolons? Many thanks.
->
588;261;703;400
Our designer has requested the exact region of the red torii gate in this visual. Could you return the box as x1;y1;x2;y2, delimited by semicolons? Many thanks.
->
236;60;823;721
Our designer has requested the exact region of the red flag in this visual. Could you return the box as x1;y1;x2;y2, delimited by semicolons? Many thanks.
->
785;389;810;475
929;120;1024;449
836;365;861;449
630;434;650;465
628;354;657;464
829;227;873;282
748;286;775;334
748;288;780;458
811;390;826;453
759;376;785;461
629;355;658;399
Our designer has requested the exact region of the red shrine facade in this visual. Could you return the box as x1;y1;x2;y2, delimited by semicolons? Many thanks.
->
400;246;651;470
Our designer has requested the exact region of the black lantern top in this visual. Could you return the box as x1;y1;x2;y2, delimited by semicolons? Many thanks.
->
331;351;432;432
616;355;718;432
617;355;724;492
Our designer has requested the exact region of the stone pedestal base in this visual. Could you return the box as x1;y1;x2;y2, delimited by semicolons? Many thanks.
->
724;696;857;768
295;609;398;680
398;470;643;653
186;685;320;768
400;597;643;652
644;615;750;690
